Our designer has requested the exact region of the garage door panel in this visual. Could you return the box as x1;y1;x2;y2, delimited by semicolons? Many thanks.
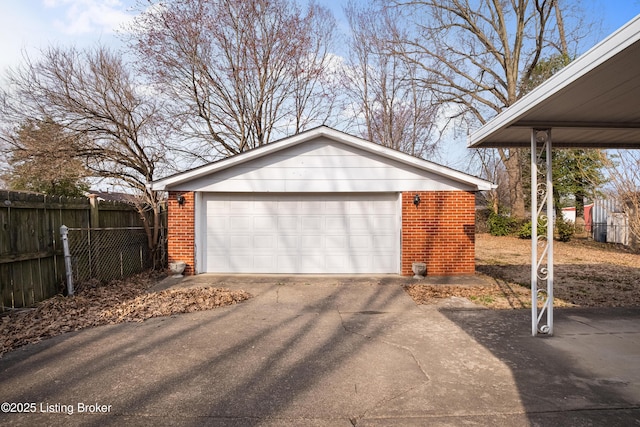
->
203;193;398;273
254;216;274;230
346;201;365;215
230;216;252;229
351;255;372;272
301;216;323;231
373;254;395;271
349;217;374;231
208;216;229;230
277;255;298;272
254;235;275;249
300;254;324;271
230;200;252;212
325;201;346;214
276;235;299;252
254;255;274;269
206;232;228;247
301;201;323;214
326;217;347;231
326;234;347;249
375;202;396;214
375;216;396;228
208;255;227;270
301;234;322;249
230;234;252;249
229;253;253;265
349;235;371;249
278;216;298;230
373;234;395;249
277;200;299;214
326;255;347;270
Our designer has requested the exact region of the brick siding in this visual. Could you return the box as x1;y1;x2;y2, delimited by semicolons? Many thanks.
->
401;191;476;276
167;191;195;275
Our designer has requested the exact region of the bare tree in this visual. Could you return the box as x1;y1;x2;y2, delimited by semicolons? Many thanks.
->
342;3;439;157
0;46;168;266
382;0;591;219
128;0;337;159
288;6;341;134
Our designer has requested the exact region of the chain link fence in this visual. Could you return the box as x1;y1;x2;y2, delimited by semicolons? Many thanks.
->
65;227;153;284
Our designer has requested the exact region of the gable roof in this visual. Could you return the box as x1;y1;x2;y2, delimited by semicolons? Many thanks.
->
152;126;494;191
468;14;640;149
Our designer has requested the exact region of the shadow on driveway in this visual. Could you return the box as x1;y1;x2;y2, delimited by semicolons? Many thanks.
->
439;306;640;425
0;275;638;426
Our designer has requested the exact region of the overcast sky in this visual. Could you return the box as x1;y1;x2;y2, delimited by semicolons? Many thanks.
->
1;0;639;169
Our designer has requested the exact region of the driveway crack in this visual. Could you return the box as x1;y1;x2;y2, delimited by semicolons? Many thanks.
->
336;306;431;422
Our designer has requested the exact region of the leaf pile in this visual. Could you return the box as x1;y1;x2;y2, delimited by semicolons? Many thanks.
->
0;273;251;357
405;284;502;302
100;287;251;323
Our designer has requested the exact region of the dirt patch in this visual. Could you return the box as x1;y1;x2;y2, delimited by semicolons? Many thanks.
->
407;234;640;309
405;281;531;309
0;272;251;357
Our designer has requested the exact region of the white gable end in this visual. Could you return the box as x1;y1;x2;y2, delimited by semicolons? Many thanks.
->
172;137;476;192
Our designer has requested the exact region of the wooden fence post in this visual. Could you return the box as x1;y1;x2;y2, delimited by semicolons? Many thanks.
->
88;194;99;228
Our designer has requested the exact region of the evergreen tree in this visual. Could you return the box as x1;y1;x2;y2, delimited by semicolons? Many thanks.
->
2;118;89;197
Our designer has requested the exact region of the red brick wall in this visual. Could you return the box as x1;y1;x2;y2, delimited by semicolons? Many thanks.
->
167;191;195;275
401;191;476;276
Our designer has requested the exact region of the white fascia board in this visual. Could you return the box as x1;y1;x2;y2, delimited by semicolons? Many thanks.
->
468;14;640;148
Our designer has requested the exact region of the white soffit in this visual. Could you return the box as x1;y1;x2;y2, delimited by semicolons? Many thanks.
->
468;14;640;149
152;126;494;191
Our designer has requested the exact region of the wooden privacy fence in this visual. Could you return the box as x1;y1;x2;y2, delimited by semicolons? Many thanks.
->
0;190;156;310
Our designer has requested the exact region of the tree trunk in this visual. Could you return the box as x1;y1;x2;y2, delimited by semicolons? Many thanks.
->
501;148;526;220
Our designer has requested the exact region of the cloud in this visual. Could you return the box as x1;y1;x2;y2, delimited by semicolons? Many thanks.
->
44;0;134;35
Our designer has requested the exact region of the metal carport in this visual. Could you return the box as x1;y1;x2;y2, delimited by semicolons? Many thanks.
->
468;14;640;336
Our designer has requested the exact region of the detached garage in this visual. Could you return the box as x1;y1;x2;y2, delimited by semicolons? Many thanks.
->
152;127;493;276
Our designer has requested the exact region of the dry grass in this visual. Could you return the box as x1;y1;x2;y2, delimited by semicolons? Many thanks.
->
407;234;640;310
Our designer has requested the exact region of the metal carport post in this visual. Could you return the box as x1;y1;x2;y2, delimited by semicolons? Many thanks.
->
530;129;554;336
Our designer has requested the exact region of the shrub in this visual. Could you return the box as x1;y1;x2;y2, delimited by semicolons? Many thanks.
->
517;217;574;241
488;212;517;236
556;217;575;242
517;220;547;239
517;221;532;239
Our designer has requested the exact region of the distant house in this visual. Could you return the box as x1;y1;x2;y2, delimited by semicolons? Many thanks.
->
561;204;593;228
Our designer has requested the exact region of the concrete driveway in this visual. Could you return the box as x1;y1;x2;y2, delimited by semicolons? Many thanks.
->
0;275;639;426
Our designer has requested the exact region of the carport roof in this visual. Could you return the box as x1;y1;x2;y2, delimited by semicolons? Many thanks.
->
468;14;640;149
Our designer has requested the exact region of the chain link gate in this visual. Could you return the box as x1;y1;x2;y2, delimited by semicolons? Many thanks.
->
61;226;152;287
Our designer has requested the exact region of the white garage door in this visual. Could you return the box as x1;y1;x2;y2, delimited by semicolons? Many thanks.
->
203;193;399;273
